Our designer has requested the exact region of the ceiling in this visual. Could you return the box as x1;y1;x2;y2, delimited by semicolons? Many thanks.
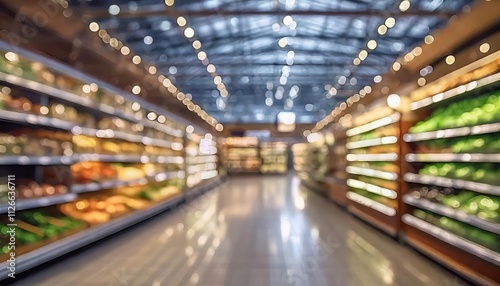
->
70;0;472;125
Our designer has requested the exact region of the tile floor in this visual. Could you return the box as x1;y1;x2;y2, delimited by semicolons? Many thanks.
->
12;174;467;286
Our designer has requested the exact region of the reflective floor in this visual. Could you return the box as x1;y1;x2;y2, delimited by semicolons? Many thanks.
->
13;174;465;286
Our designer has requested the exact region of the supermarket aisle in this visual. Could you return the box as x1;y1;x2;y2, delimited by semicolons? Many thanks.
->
13;175;463;286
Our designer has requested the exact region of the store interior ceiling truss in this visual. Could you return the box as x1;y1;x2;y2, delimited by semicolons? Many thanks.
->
71;0;472;124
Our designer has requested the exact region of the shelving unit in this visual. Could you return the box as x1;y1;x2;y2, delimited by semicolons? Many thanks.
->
221;137;261;174
259;142;288;174
345;106;402;236
402;51;500;285
0;47;223;279
185;133;219;188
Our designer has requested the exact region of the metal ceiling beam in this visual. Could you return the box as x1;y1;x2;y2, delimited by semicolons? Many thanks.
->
85;7;454;19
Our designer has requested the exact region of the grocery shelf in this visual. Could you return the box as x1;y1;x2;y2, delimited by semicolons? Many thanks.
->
403;195;500;234
76;154;184;164
347;179;398;199
406;153;500;163
0;155;184;165
0;72;183;138
410;71;500;110
0;193;77;214
0;195;184;278
346;191;396;217
346;166;398;181
0;155;75;165
404;173;500;196
346;113;400;137
0;109;78;131
71;171;184;193
346;136;398;149
402;214;500;265
346;153;398;162
404;122;500;142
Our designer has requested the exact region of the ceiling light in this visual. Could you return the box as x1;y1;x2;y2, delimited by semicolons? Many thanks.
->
220;90;228;97
359;50;368;60
177;92;186;100
265;98;273;106
479;43;490;53
278;38;288;48
120;46;130;55
424;35;434;44
399;0;410;11
177;16;187;27
184;27;195;38
353;58;361;65
147;112;157;120
385;17;396;28
418;77;426;86
197;51;207;60
387;94;400;109
186;125;194;134
148;66;157;74
287;50;295;59
412;47;423;56
131;102;141;111
169;66;177;74
213;76;222;84
329;88;337;96
215;124;223;131
378;25;387;35
391;62;401;72
367;40;377;50
108;5;120;15
89;22;99;32
144;36;153;45
193;40;201;49
165;0;174;6
207;64;216;73
350;78;357;85
445;55;455;65
132;55;141;64
364;86;372;93
158;115;166;123
132;85;141;94
163;78;171;87
272;23;280;32
374;75;382;83
283;15;293;26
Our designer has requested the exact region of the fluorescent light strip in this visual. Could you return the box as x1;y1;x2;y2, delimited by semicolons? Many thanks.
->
404;122;500;142
346;136;398;149
347;179;397;199
411;72;500;110
406;153;500;163
347;113;401;137
346;166;398;181
346;153;398;162
347;191;397;216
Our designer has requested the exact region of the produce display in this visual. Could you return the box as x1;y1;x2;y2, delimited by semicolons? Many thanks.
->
409;187;500;223
0;129;72;156
403;62;500;285
412;209;500;252
410;91;500;134
416;133;500;153
0;211;87;258
419;162;500;185
0;47;220;278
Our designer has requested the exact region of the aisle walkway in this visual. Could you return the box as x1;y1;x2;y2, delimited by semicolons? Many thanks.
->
14;175;464;286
